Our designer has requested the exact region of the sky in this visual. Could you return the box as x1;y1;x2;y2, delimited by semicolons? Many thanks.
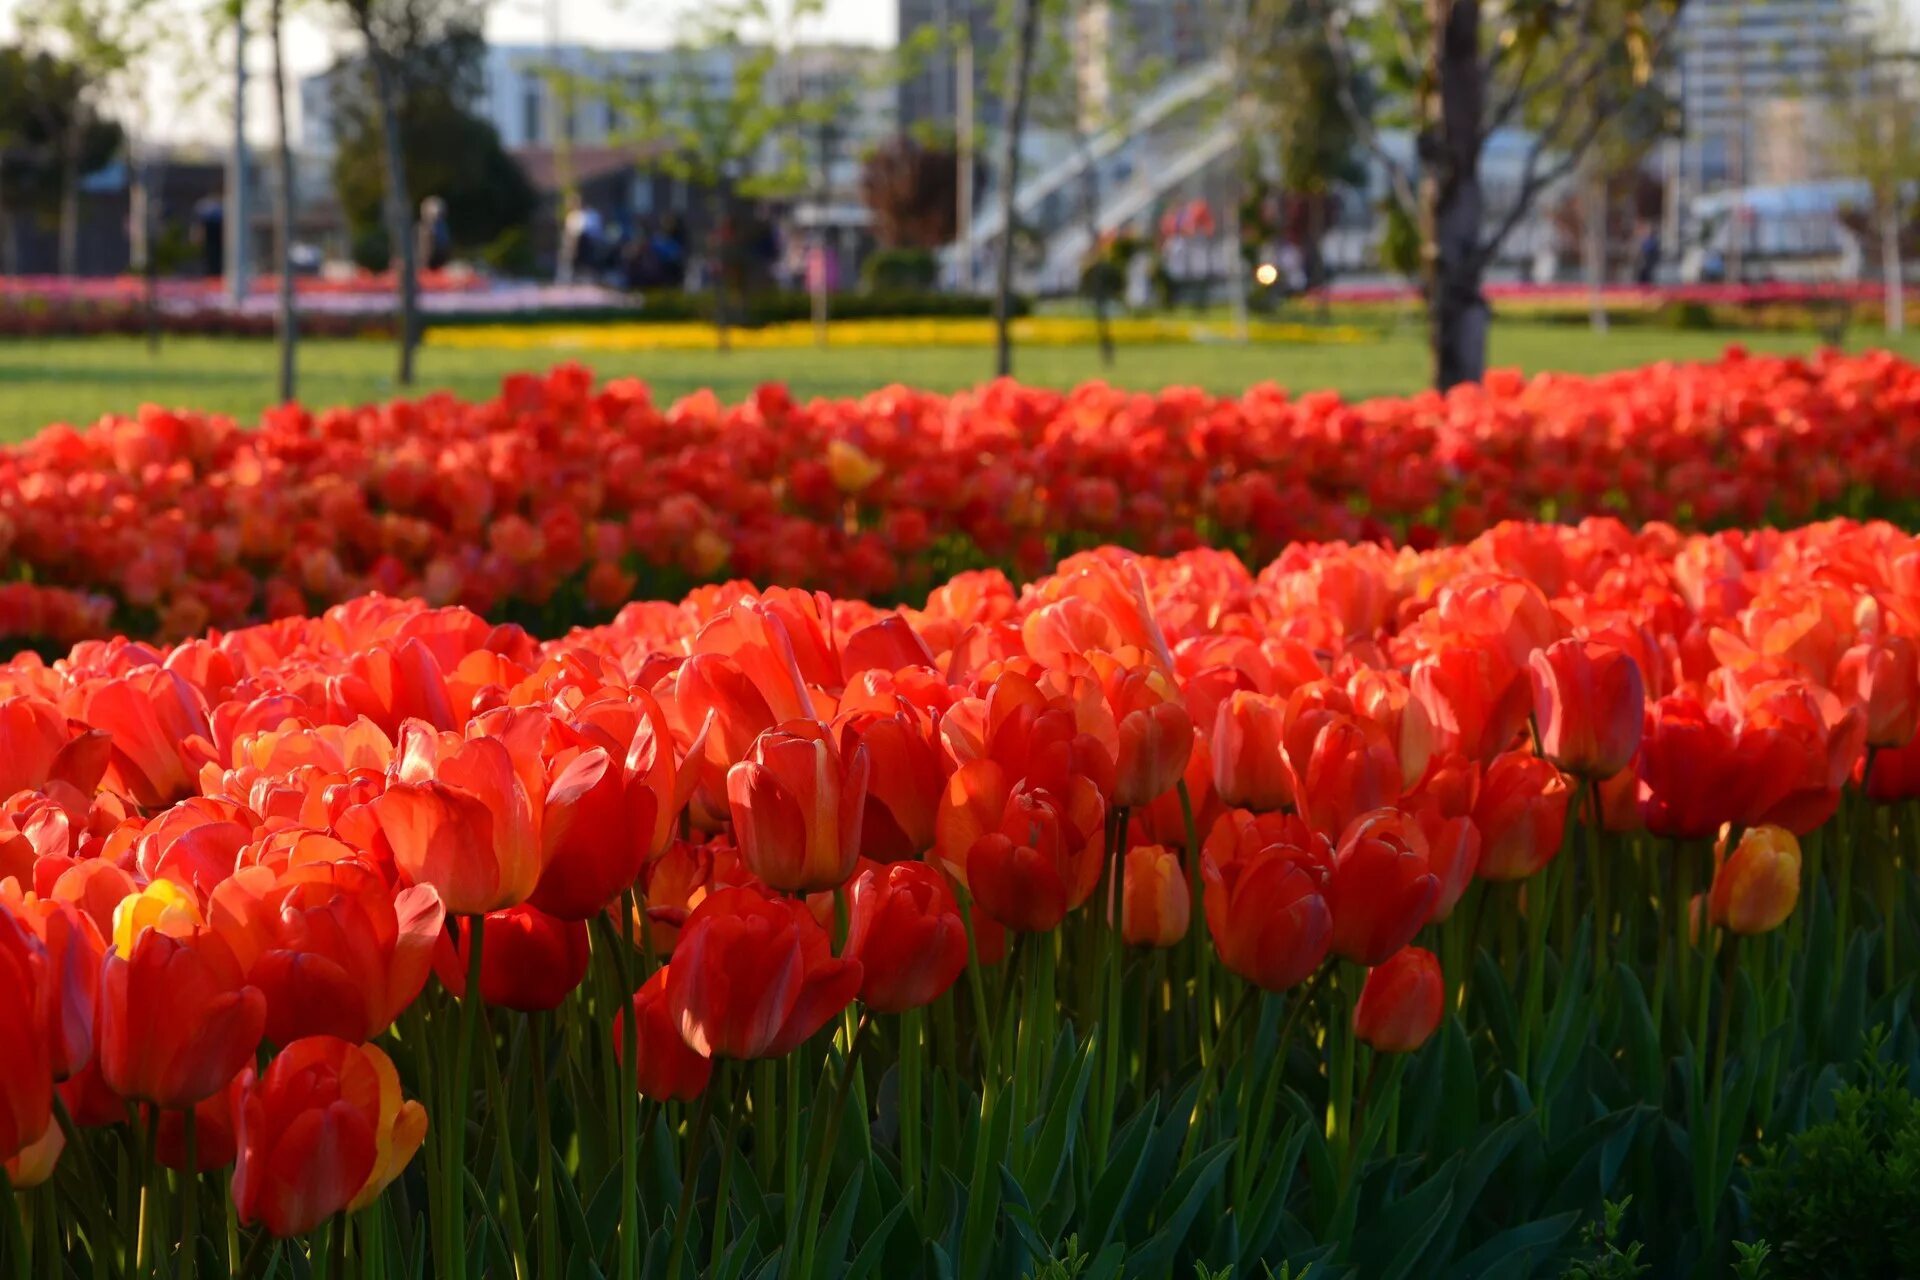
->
0;0;899;145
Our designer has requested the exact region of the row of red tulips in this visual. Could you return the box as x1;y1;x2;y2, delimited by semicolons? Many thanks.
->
0;511;1914;1274
4;350;1919;647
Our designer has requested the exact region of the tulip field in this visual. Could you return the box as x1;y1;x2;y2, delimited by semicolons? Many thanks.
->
2;350;1919;1279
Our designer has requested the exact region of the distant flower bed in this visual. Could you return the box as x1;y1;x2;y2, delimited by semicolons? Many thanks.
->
0;350;1916;650
425;315;1378;352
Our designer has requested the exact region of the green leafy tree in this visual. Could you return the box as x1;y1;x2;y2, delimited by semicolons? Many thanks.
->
329;0;504;383
0;44;123;275
607;0;856;350
1314;0;1688;389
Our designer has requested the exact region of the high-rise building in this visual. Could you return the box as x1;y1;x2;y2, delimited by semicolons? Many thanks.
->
1672;0;1868;188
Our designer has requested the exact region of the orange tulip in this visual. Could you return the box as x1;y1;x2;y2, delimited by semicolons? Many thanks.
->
1528;640;1646;779
1707;825;1801;935
99;925;266;1110
1211;691;1292;813
208;860;444;1045
232;1037;426;1238
1353;946;1444;1053
1119;845;1190;947
666;886;862;1060
727;720;869;893
614;968;713;1102
1409;643;1532;765
843;860;969;1012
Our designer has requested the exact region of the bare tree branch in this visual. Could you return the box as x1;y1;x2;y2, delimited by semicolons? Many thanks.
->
1476;1;1691;263
1313;0;1420;219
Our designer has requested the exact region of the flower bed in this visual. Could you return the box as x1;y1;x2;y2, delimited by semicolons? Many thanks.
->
3;349;1918;652
0;514;1917;1273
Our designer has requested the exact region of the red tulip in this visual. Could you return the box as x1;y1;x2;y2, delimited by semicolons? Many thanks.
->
99;926;266;1110
1473;753;1570;881
531;743;656;923
208;860;444;1045
1528;640;1646;779
1327;811;1439;966
1836;635;1920;750
614;969;713;1102
838;711;946;861
1211;691;1292;812
1409;643;1532;765
1202;839;1333;992
1292;714;1402;840
1;890;103;1081
0;907;52;1164
1120;845;1190;947
1107;669;1194;809
727;720;869;893
154;1082;242;1172
1353;947;1444;1053
434;904;591;1013
843;861;969;1012
935;759;1105;933
366;723;543;916
232;1037;427;1238
666;887;862;1060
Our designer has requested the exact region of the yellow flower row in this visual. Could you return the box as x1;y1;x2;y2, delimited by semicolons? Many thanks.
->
426;314;1375;353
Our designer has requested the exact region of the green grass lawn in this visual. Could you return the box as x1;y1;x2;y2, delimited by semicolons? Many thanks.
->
4;320;1918;442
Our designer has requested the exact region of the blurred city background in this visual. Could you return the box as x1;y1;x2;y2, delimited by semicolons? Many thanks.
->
0;0;1916;427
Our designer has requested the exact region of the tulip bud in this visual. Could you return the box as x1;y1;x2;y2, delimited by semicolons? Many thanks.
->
1836;636;1920;750
844;861;969;1012
0;908;52;1166
1327;811;1439;966
1707;825;1801;935
727;721;869;894
434;905;591;1013
1119;845;1190;948
232;1038;427;1238
1472;752;1570;881
1529;640;1646;779
3;1115;63;1188
1211;691;1292;813
614;969;713;1102
1352;947;1444;1053
1203;841;1333;992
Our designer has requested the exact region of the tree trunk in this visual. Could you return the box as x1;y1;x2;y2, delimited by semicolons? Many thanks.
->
992;0;1043;379
360;15;419;386
1885;197;1905;339
271;0;298;402
59;111;83;277
129;146;159;353
1583;164;1607;333
710;181;731;354
1420;0;1489;391
1075;133;1113;368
